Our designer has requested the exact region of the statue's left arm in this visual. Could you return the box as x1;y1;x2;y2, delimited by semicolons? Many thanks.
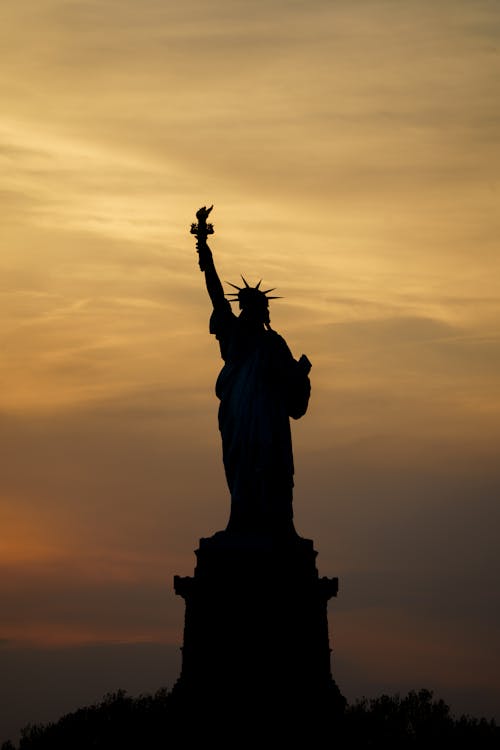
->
271;332;311;420
288;356;311;419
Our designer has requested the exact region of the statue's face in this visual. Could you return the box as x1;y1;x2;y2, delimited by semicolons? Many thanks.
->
239;299;270;326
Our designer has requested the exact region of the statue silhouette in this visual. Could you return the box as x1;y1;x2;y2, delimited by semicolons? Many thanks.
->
192;206;311;535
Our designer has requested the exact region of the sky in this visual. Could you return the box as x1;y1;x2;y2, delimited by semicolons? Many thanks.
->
1;0;500;742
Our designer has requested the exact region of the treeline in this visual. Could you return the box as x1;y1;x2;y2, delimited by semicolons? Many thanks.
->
2;687;498;749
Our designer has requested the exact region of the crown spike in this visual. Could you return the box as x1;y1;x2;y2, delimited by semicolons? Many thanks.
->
241;275;250;288
226;281;243;291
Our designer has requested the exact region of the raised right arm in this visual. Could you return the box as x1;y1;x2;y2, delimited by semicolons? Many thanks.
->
197;237;226;309
193;206;226;309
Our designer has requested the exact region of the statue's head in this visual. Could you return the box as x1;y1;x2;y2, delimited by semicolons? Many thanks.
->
226;277;280;328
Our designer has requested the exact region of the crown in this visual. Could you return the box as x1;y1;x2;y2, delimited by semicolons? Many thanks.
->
225;277;282;305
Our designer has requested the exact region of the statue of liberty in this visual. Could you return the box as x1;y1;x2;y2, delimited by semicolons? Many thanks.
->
192;206;311;536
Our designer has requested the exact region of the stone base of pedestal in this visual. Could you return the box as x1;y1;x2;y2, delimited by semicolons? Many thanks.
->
171;529;344;734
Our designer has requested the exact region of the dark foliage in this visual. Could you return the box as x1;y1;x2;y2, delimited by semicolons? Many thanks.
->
14;689;174;750
4;687;498;749
343;689;499;748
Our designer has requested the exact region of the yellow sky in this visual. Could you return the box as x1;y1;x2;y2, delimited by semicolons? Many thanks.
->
1;0;500;740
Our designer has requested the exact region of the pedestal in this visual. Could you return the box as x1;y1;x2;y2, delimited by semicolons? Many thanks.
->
172;530;344;735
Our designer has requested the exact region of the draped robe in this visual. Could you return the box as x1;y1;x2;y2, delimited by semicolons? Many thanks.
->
210;299;310;532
